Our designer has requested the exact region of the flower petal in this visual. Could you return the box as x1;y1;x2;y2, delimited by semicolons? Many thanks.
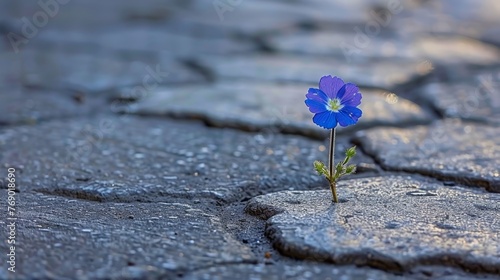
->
338;83;362;107
305;98;327;113
313;111;338;129
306;88;328;103
336;110;357;127
341;106;362;122
319;75;345;99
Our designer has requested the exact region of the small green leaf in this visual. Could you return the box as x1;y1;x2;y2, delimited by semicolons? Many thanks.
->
313;161;324;174
333;162;343;180
314;161;329;177
342;155;350;166
345;164;357;174
346;146;357;157
335;162;343;173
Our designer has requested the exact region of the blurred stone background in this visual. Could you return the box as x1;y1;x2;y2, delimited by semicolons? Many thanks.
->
1;0;499;128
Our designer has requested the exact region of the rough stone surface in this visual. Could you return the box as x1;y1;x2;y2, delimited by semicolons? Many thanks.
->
196;54;428;89
0;192;254;279
184;263;404;280
124;82;431;138
2;0;171;32
265;32;500;65
165;0;384;35
410;36;500;65
264;30;414;61
18;49;204;92
35;27;256;55
0;51;22;89
417;69;500;124
0;115;374;203
246;176;500;274
2;0;388;38
355;120;500;192
0;88;109;126
482;27;500;47
390;0;500;41
1;0;500;279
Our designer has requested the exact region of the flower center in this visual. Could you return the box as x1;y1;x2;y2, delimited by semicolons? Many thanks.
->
327;98;343;112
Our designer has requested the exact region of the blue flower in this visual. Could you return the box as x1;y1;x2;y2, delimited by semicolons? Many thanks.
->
305;75;362;129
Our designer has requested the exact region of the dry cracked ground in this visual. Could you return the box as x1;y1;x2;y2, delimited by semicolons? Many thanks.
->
0;0;500;279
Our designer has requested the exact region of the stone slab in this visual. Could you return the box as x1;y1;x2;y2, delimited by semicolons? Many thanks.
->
35;26;256;56
0;88;109;126
184;263;404;280
0;51;22;89
264;31;500;65
0;115;375;203
0;191;254;279
3;0;169;32
165;0;382;35
124;82;430;139
263;30;415;62
411;36;500;65
196;54;428;89
355;120;500;192
3;0;385;38
245;176;500;274
417;70;500;125
390;0;500;41
481;27;500;47
17;49;203;92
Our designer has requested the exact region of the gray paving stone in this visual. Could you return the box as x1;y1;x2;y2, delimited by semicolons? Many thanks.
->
436;0;500;27
0;88;110;126
263;30;414;61
245;176;500;274
124;82;430;138
418;70;500;124
18;49;203;92
0;51;22;89
0;115;377;202
354;120;500;192
4;0;383;39
481;27;500;47
2;0;221;46
1;1;499;279
196;54;428;89
35;26;256;55
167;0;380;35
0;191;254;279
390;0;500;40
411;36;500;66
4;0;170;31
184;263;404;280
185;264;500;280
264;31;500;65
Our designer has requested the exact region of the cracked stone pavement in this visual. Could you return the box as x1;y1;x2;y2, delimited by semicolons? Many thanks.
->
1;0;499;279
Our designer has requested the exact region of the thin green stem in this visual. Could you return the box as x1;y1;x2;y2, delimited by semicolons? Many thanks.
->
328;128;338;202
329;181;338;203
